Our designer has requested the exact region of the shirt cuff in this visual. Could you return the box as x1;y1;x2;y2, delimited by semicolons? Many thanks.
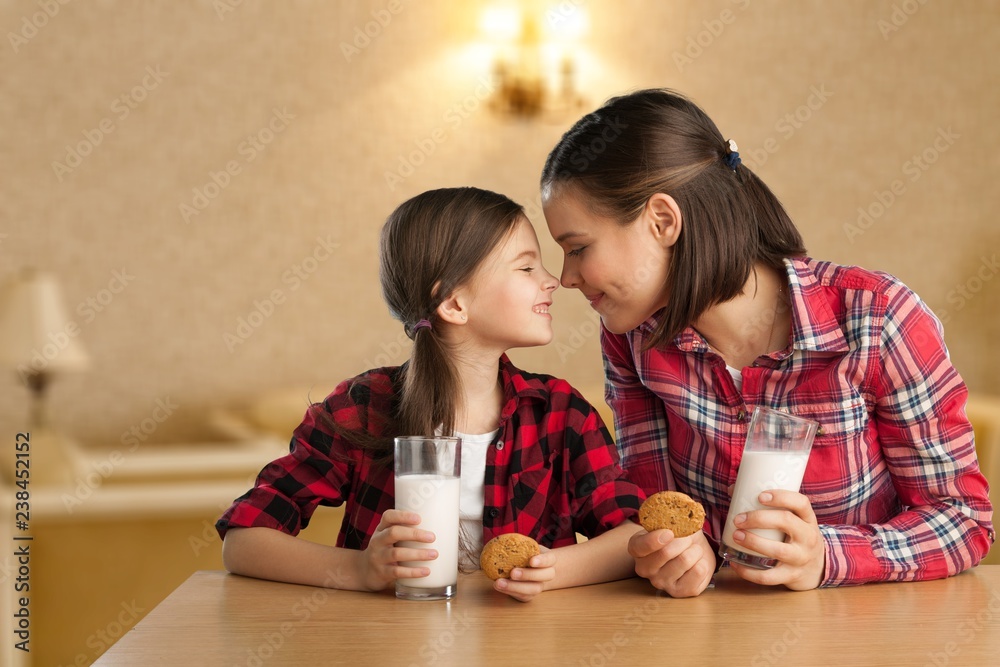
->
818;525;885;587
217;491;303;540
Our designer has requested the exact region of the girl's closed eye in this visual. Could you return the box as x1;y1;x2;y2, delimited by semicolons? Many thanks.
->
520;266;535;273
567;246;587;258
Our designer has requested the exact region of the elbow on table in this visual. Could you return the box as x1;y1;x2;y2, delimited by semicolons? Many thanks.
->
969;522;996;569
221;527;255;575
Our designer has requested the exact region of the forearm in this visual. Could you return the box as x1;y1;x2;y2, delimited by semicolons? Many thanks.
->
819;507;993;587
222;527;371;591
545;521;641;591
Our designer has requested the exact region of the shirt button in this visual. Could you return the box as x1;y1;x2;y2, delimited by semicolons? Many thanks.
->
488;508;500;519
495;440;504;450
737;409;746;421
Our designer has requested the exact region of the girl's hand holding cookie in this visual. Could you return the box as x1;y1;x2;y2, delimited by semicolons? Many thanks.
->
481;533;554;602
727;489;825;591
359;509;438;592
494;549;556;602
630;492;715;598
629;528;715;598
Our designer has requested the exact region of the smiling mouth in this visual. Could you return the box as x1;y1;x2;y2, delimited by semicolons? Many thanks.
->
532;304;550;314
586;294;603;307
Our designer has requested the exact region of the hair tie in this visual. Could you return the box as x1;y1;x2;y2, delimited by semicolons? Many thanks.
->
724;138;741;171
412;319;432;333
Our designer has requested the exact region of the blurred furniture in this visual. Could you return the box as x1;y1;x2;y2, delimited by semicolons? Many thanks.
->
3;386;348;666
0;268;90;486
4;432;345;667
96;566;1000;666
967;393;1000;565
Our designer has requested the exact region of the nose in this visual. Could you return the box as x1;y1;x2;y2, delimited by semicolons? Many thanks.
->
542;267;559;292
560;261;580;290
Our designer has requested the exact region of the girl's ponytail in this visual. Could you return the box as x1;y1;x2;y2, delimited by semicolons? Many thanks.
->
398;318;459;439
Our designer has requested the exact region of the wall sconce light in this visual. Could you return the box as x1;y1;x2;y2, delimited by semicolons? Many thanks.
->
480;3;589;119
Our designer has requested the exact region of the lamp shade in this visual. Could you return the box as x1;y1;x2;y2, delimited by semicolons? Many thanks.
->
0;267;90;375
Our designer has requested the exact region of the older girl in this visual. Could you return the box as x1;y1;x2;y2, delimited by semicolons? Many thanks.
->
541;89;993;596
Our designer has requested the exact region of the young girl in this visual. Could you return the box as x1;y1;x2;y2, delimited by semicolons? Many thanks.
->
217;187;644;602
540;89;993;597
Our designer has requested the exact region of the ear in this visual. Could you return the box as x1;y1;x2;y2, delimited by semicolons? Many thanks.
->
435;289;469;326
643;193;682;249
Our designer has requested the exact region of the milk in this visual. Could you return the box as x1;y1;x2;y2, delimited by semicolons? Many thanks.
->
394;474;461;588
722;450;810;557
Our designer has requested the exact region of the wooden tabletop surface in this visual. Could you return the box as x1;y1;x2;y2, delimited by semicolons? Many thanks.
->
95;566;1000;666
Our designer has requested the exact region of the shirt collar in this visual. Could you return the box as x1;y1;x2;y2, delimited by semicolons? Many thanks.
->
498;353;548;420
634;309;711;353
637;257;850;355
784;257;850;353
393;354;547;426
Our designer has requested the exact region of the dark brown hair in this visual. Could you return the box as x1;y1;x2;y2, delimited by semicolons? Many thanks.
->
540;88;806;348
316;187;525;462
380;187;524;439
303;188;524;565
302;189;522;569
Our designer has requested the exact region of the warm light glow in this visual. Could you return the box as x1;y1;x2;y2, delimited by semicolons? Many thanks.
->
543;3;589;41
480;5;522;42
478;2;590;117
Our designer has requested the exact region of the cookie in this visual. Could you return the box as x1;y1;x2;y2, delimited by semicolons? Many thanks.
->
480;533;541;580
638;491;706;538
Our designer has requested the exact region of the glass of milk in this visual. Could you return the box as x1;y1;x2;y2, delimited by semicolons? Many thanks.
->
720;407;818;570
393;436;462;600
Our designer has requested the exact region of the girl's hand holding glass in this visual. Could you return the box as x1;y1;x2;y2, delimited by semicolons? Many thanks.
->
727;489;825;591
359;509;438;592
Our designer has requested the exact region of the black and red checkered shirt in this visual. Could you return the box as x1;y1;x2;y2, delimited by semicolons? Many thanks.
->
216;355;643;550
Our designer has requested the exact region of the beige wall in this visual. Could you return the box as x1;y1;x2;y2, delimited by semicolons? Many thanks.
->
2;1;999;664
2;0;998;446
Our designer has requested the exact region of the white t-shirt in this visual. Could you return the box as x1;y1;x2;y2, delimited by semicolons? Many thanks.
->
726;364;743;392
456;428;498;568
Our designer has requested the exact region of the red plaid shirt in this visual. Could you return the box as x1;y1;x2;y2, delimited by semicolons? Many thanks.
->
605;258;994;586
217;355;643;550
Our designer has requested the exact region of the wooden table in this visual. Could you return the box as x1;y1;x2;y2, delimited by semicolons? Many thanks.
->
96;567;1000;666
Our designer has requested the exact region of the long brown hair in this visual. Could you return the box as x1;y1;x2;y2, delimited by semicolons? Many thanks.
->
381;187;524;438
318;188;525;459
540;88;806;348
